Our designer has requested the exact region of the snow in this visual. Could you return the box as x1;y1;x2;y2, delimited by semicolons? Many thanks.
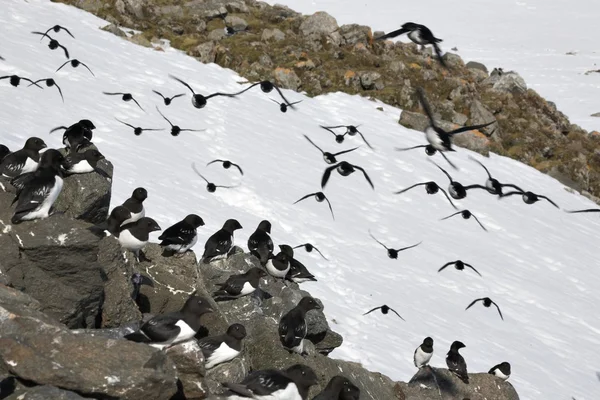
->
265;0;600;132
1;1;599;399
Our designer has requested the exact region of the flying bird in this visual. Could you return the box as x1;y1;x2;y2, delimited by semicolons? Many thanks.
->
192;163;238;193
169;74;238;109
500;189;559;209
377;22;448;68
293;191;334;220
40;25;75;39
103;91;144;111
434;162;486;200
28;78;63;101
465;297;504;320
206;159;243;175
565;208;600;215
469;156;523;195
56;59;94;76
293;243;327;260
363;304;405;321
156;106;204;136
270;98;302;113
438;260;482;276
31;31;70;59
441;209;487;231
320;124;373;149
320;125;348;144
395;143;458;169
321;161;374;190
152;90;185;106
0;75;43;88
369;230;421;259
303;134;359;165
233;80;294;107
115;118;163;136
395;180;457;209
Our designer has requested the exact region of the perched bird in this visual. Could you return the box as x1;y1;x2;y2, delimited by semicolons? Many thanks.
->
192;163;238;193
435;163;485;200
158;214;205;257
116;118;163;136
103;91;144;111
441;209;487;231
233;80;294;107
198;323;246;369
0;75;43;88
62;148;108;177
320;125;373;149
414;337;434;369
152;90;185;106
130;272;153;301
40;25;75;39
207;159;243;175
125;295;213;349
10;149;64;224
294;191;335;220
500;189;559;209
446;341;469;384
438;260;482;277
117;217;161;263
293;243;327;260
466;297;504;320
469;156;522;195
312;376;360;400
120;187;147;225
363;304;405;321
213;267;267;301
50;119;96;150
222;364;318;399
265;244;294;279
270;98;302;113
156;106;204;136
488;362;511;381
247;220;273;265
169;74;239;109
303;135;359;165
0;137;47;178
31;32;70;59
377;23;447;68
0;145;10;163
394;180;457;209
286;257;317;284
89;206;132;237
369;230;421;259
28;78;63;101
279;296;322;354
202;218;243;263
56;59;95;76
321;161;374;190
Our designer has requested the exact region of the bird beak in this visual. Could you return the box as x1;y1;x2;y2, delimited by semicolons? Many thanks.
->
152;223;161;232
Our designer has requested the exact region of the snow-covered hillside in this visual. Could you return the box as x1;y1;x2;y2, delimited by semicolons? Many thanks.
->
1;0;599;399
266;0;600;132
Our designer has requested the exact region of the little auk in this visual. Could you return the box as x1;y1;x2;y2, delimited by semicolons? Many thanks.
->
198;323;246;369
294;191;335;220
304;134;359;165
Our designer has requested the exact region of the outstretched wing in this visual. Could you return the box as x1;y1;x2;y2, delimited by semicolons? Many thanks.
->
320;164;337;189
293;193;316;204
448;120;496;135
356;130;374;149
471;214;488;231
491;300;504;320
539;195;559;209
394;182;426;195
376;27;410;40
464;263;482;277
363;306;382;316
438;187;458;209
438;262;454;273
441;210;462;221
231;162;244;175
333;146;359;156
169;74;195;94
465;298;483;311
324;196;335;220
354;165;374;189
432;42;448;70
303;135;324;154
191;163;209;183
368;230;388;250
388;307;405;321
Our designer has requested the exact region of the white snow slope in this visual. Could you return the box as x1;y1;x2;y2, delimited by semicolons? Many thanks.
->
266;0;600;132
1;1;599;399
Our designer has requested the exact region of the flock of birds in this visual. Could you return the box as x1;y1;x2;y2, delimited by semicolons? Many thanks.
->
1;16;599;400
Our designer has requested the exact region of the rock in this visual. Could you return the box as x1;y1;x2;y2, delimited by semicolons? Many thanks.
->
261;28;286;42
339;24;372;45
127;33;152;48
299;12;338;36
466;60;488;74
208;29;226;41
4;386;87;400
224;15;248;31
101;24;126;38
122;0;145;19
452;112;468;125
490;72;527;93
274;67;301;91
441;52;464;68
389;60;406;73
452;129;491;156
172;26;185;35
399;110;429;131
226;1;249;13
184;1;227;19
591;112;600;117
193;41;217;63
360;71;384;90
167;341;208;399
204;357;247;395
469;100;498;137
258;54;273;67
155;5;185;18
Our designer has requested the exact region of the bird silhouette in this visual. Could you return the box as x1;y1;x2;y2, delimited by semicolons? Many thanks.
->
270;98;302;113
363;305;405;321
303;135;359;165
233;80;294;107
438;260;482;277
369;230;421;259
293;192;334;220
441;210;487;231
56;59;94;76
169;74;239;109
396;143;457;169
29;78;63;101
206;159;243;175
31;32;69;58
156;106;204;136
321;161;374;190
320;124;373;149
395;181;457;209
40;25;75;39
293;243;328;260
0;75;42;88
115;118;164;136
469;156;523;195
500;189;559;208
152;90;185;106
465;297;503;320
103;91;144;111
191;163;238;193
377;22;447;69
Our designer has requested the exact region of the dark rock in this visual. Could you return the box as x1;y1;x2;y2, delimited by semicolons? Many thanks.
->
466;61;488;74
185;1;227;19
4;386;87;400
591;112;600;117
167;341;208;399
299;12;338;36
360;72;384;90
488;72;527;93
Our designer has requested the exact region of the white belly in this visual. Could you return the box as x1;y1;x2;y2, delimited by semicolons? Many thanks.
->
150;320;196;349
238;281;256;296
205;342;241;369
226;383;302;400
21;157;39;174
493;369;509;380
118;229;147;251
414;347;433;368
22;176;63;221
425;127;444;150
121;209;145;226
165;233;197;253
69;160;94;174
408;30;426;45
266;259;289;278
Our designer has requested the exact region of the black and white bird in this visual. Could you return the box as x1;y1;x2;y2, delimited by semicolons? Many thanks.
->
320;125;373;149
50;119;96;150
56;59;95;76
158;214;205;257
40;25;75;39
117;217;161;263
414;337;434;369
28;78;63;101
89;206;132;237
441;210;487;231
233;80;294;108
192;163;238;193
115;118;164;136
0;145;10;163
303;135;359;165
152;90;185;106
286;257;317;284
438;260;482;277
266;244;294;279
0;75;43;88
202;218;243;263
10;149;64;224
125;295;213;349
0;137;47;178
293;243;327;260
103;91;144;111
279;296;321;354
198;323;246;369
247;220;273;265
500;189;559;208
488;362;511;381
369;230;421;259
156;106;204;136
206;159;244;175
377;23;447;68
213;267;267;301
169;74;239;109
394;180;457;209
396;143;458;167
321;161;374;190
434;163;484;200
293;191;335;220
62;149;108;177
446;341;469;384
31;31;70;59
465;297;504;320
312;376;360;400
363;304;405;321
271;98;302;113
120;187;147;225
221;364;318;400
469;157;522;196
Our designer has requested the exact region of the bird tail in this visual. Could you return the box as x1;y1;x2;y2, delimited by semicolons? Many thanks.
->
452;370;469;384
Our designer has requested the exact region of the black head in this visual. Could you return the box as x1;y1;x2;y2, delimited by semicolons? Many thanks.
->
499;362;511;374
39;149;64;169
222;160;232;168
171;126;181;136
279;103;287;113
78;119;96;130
340;383;361;400
483;297;492;307
9;75;20;86
164;98;171;105
387;249;398;259
297;296;321;312
132;187;148;202
425;182;439;194
455;260;465;270
304;243;314;252
45;78;56;87
83;149;104;163
335;135;345;143
423;337;434;347
278;244;294;258
326;376;354;393
226;323;247;340
450;341;466;351
223;218;243;233
0;144;10;161
347;125;358;134
137;217;161;232
48;40;59;49
192;94;207;109
206;183;217;192
122;93;132;101
181;295;214;316
260;81;274;93
324;153;336;164
134;127;143;136
110;205;132;223
285;364;318;387
24;137;47;152
315;192;326;201
248;267;268;278
461;210;472;219
184;214;205;228
380;305;390;314
257;220;271;233
71;59;80;67
424;145;437;156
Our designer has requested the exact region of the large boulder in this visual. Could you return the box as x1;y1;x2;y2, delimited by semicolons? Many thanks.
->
299;12;338;36
4;385;88;400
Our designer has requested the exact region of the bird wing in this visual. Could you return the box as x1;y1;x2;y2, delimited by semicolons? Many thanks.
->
354;165;375;189
152;90;165;99
395;241;422;252
53;82;64;102
115;118;135;129
416;87;437;128
13;178;55;215
395;145;427;151
463;184;491;192
499;183;525;192
155;106;172;126
356;130;374;150
438;262;454;273
363;306;382;316
469;156;493;179
394;182;426;195
438;151;458;169
197;335;224;358
272;84;293;107
464;263;482;277
320;164;337;189
465;298;483;311
229;81;261;96
206;159;224;166
180;128;205;132
169;74;195;94
311;245;328;260
231;162;244;175
31;31;51;40
491;300;504;320
538;195;560;209
131;97;144;111
293;193;316;204
9;172;35;191
215;274;245;295
55;60;70;72
376;27;410;40
141;312;182;342
19;77;42;88
60;26;75;38
433;162;453;183
471;214;488;231
448;120;496;135
103;92;124;96
159;221;194;245
171;93;186;100
206;91;238;99
499;191;523;198
566;208;600;214
441;211;461;221
324;196;335;220
236;370;291;396
333;146;359;156
432;42;448;70
389;307;405;321
438;187;458;209
368;230;388;250
320;125;339;137
191;163;209;183
58;43;69;59
79;61;95;76
303;135;324;154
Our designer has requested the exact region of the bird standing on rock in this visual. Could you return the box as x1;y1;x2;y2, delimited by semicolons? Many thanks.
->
247;220;273;265
279;296;321;354
159;214;205;257
117;217;161;263
446;341;469;383
414;337;434;369
201;218;243;263
212;267;267;301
